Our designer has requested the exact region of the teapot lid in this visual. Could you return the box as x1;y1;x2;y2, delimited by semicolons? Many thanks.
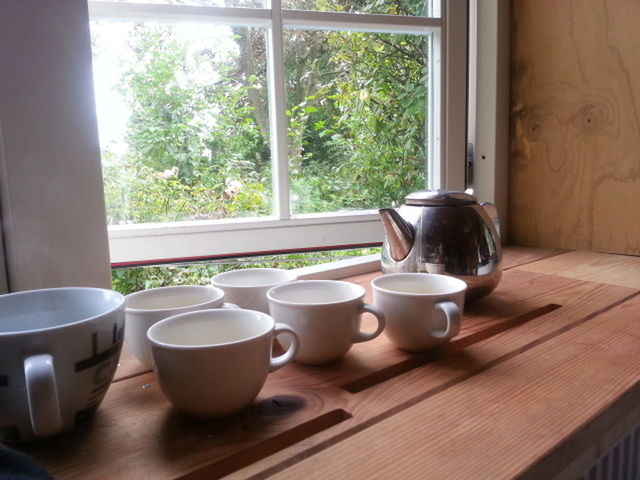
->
405;190;477;206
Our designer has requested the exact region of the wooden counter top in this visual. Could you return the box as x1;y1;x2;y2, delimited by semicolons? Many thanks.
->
12;247;640;479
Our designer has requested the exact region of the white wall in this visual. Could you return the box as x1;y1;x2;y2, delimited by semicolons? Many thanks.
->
0;0;111;291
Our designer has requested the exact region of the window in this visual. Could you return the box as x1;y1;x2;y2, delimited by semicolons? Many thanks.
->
1;0;504;293
88;0;468;267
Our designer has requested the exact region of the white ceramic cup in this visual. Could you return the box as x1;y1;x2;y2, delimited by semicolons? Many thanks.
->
371;273;466;352
211;268;297;313
125;285;235;370
0;287;125;442
147;308;298;418
267;280;385;365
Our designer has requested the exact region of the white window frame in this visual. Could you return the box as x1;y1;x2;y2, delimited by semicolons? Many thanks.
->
88;0;468;266
468;0;509;240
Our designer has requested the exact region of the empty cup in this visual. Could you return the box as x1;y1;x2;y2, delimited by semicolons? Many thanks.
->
124;285;234;369
0;287;125;442
267;280;385;365
147;308;298;418
211;268;297;313
372;273;466;352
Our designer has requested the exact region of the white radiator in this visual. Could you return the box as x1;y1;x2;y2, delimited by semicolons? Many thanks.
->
580;423;640;480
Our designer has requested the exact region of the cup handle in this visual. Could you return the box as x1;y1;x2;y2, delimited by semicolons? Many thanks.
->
24;354;63;438
269;323;299;372
222;302;240;309
431;301;461;339
352;303;386;343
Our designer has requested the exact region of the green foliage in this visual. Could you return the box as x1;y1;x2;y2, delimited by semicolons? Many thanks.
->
103;24;271;223
95;2;429;290
111;248;380;295
99;11;429;223
286;30;428;212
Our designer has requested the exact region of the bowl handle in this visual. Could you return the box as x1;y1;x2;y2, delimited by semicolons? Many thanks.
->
24;354;63;438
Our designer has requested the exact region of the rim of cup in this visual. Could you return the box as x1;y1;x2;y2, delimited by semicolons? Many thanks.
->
371;273;467;296
0;287;124;336
125;285;224;313
211;268;297;288
267;279;365;306
147;308;273;350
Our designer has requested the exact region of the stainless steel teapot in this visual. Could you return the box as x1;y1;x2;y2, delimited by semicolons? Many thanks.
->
379;190;502;301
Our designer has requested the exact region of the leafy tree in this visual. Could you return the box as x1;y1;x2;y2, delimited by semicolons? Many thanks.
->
111;247;380;295
104;24;272;223
93;1;430;288
230;26;428;212
101;6;429;220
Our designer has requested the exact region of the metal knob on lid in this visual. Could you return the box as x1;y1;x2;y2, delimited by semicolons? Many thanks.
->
404;190;477;206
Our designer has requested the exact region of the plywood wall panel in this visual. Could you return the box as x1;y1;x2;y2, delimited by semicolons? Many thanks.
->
509;0;640;255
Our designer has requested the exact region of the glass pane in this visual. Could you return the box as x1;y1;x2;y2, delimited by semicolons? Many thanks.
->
111;247;380;294
91;21;271;225
92;0;265;8
285;29;429;214
282;0;434;17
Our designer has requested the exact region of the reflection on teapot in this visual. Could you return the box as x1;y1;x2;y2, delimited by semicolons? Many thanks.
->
379;190;502;301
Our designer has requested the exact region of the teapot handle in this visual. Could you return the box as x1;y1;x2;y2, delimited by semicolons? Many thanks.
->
480;202;501;239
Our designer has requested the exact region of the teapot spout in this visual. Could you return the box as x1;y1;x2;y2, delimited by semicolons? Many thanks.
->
379;208;414;262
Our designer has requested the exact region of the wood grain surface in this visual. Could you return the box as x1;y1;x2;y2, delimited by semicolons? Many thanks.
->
112;246;567;384
498;245;567;270
271;294;640;480
14;247;640;480
510;0;640;255
515;249;640;289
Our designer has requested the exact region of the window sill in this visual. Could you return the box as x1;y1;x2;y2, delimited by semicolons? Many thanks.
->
295;253;381;280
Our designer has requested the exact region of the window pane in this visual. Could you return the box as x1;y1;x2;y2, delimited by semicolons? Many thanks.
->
91;21;271;225
111;247;380;294
285;29;429;214
282;0;435;17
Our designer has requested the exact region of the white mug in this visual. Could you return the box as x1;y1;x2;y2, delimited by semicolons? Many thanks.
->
0;287;125;442
124;285;234;370
267;280;385;365
372;273;466;352
211;268;297;313
147;308;298;418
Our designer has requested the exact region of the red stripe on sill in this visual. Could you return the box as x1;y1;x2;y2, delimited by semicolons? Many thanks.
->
110;242;382;269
